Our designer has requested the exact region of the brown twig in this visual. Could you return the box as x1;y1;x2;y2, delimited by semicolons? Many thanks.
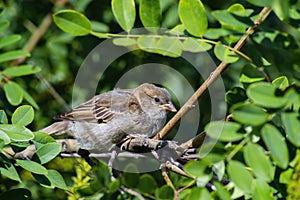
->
154;7;273;141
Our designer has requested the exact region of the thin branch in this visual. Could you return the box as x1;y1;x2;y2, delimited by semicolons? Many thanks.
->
153;7;273;140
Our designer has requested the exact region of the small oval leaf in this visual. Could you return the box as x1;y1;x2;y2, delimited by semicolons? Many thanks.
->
139;0;161;30
231;103;269;126
205;121;244;142
36;143;62;164
4;82;23;106
227;160;254;194
46;169;68;190
113;38;136;47
15;159;48;175
244;143;274;182
214;42;239;63
261;124;289;169
3;65;41;77
0;124;34;141
281;112;300;147
247;82;287;108
112;0;135;32
0;50;30;63
53;10;91;36
12;105;34;126
179;0;208;37
183;38;212;52
0;34;21;49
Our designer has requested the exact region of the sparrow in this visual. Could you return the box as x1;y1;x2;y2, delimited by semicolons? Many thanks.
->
40;83;177;153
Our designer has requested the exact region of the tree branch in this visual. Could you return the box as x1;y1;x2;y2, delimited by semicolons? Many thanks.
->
153;7;273;140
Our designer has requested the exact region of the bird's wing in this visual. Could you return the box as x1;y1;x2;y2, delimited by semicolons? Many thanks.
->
55;89;141;123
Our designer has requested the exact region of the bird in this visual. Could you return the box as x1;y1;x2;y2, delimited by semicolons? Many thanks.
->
40;83;177;154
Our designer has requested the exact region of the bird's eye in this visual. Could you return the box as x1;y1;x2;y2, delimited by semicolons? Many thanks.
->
154;97;160;103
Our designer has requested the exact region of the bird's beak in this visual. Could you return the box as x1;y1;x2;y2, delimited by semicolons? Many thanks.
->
159;102;177;112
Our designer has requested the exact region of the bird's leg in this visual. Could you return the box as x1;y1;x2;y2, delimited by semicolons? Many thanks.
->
78;148;95;167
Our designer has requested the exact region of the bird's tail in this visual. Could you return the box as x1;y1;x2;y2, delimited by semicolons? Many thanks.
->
39;121;72;136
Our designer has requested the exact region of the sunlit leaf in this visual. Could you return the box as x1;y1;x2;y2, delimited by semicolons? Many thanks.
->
3;65;41;77
53;10;91;36
214;42;239;63
0;124;34;141
205;121;244;142
12;105;34;126
4;82;23;106
0;50;30;63
16;159;48;175
112;0;135;32
179;0;207;37
139;0;161;30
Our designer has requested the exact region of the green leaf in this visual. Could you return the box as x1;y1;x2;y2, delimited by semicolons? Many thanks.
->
0;34;21;49
279;168;293;184
32;173;52;188
261;124;289;169
231;103;269;126
0;124;34;141
179;0;207;37
46;169;68;190
227;160;254;194
137;36;158;53
225;87;247;105
205;121;245;142
19;87;39;110
204;28;230;39
111;0;135;32
113;38;136;47
272;0;289;21
186;187;211;200
156;36;182;57
252;179;274;200
211;10;249;31
0;188;31;200
247;82;287;108
214;42;239;63
36;143;62;164
282;112;300;147
53;10;92;36
214;181;232;200
0;130;11;144
157;185;174;200
139;0;161;30
108;179;121;193
138;174;157;194
184;161;206;177
4;82;23;106
0;50;30;63
3;65;41;77
12;105;34;126
0;110;8;124
33;132;56;149
244;143;274;182
272;76;289;90
240;64;265;83
246;0;272;7
182;38;212;52
0;165;21;182
0;20;10;32
227;3;253;17
15;159;48;175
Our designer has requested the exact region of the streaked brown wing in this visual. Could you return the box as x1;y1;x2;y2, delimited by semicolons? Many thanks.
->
55;89;141;123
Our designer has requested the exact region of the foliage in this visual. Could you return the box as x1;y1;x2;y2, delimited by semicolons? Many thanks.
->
0;0;299;199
